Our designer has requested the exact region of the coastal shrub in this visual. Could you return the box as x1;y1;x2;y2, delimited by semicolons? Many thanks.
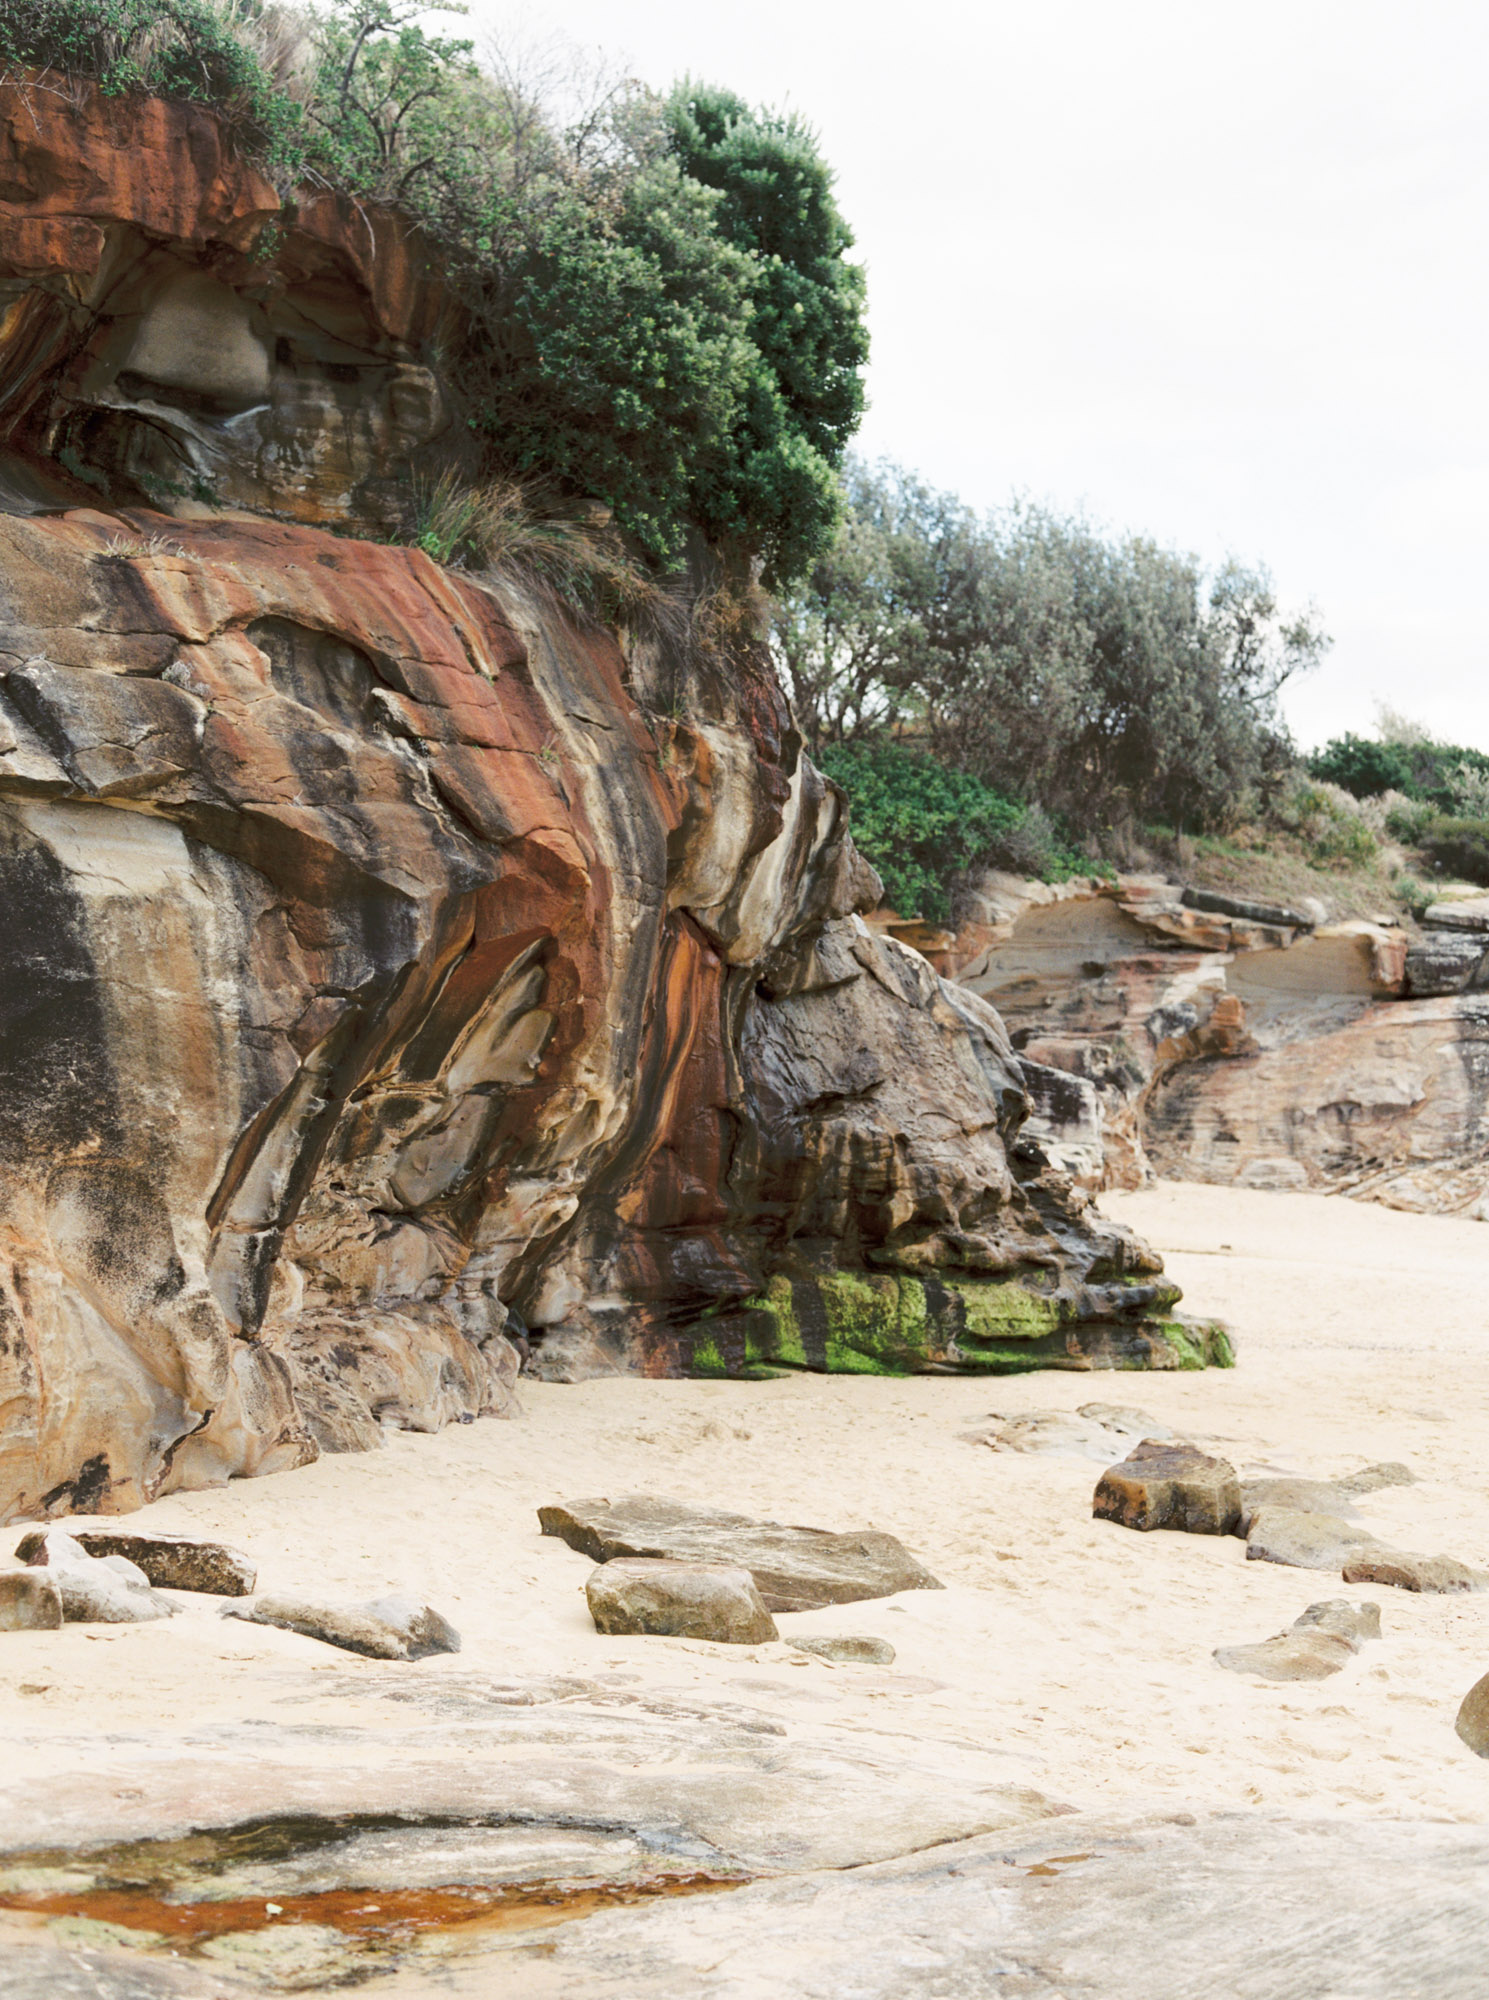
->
1309;729;1489;812
815;742;1095;923
1272;776;1379;870
1391;873;1436;918
663;85;868;588
1415;817;1489;887
779;459;1325;842
0;0;305;160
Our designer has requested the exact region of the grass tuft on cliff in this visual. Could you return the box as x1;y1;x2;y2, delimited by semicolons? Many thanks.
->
1;0;868;591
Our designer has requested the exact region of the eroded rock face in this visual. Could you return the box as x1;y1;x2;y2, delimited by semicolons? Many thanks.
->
0;85;1191;1523
950;870;1489;1216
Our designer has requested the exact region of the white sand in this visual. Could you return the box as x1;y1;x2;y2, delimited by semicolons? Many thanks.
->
3;1183;1488;1826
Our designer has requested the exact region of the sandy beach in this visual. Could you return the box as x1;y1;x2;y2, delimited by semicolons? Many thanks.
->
3;1180;1487;1850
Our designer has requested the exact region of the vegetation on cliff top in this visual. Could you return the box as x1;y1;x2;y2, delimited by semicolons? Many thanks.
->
777;457;1330;916
1;0;867;585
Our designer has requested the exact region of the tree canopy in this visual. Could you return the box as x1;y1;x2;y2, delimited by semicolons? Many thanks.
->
777;458;1328;841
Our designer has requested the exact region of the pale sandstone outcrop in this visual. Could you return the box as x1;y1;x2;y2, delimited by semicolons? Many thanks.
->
951;868;1489;1216
0;86;1195;1523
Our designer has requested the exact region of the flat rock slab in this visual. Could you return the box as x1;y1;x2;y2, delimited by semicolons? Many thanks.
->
15;1528;254;1596
1240;1476;1360;1526
792;1635;896;1665
1424;898;1489;931
0;1946;244;1998
1343;1551;1489;1593
223;1593;460;1660
585;1560;777;1644
1215;1598;1381;1681
539;1498;942;1613
0;1571;61;1631
472;1811;1489;1999
1075;1401;1185;1441
1092;1440;1243;1534
0;1672;1066;1881
1245;1506;1377;1570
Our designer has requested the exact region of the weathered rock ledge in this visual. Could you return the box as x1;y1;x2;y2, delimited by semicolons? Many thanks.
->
945;870;1489;1214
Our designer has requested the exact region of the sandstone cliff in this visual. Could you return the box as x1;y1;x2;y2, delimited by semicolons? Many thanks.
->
0;85;1206;1525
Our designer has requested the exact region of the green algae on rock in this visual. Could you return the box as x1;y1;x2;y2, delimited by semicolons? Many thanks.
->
686;1268;1230;1377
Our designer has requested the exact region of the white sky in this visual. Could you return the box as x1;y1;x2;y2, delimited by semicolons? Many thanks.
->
464;0;1489;752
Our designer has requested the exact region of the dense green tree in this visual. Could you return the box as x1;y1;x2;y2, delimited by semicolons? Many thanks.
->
664;85;868;587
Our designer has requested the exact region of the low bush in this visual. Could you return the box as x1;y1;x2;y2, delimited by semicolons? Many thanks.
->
0;0;305;161
1309;730;1489;812
1271;776;1378;871
816;741;1097;924
1414;817;1489;887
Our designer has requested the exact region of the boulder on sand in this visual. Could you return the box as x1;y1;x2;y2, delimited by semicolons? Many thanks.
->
539;1497;942;1613
224;1593;460;1660
585;1560;778;1644
15;1527;255;1596
1092;1441;1243;1535
1245;1508;1377;1571
21;1529;176;1623
792;1635;896;1665
0;1570;62;1631
1456;1671;1489;1755
1215;1599;1381;1681
1343;1551;1489;1594
1335;1462;1416;1497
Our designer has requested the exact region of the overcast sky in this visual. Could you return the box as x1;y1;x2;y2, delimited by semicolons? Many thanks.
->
465;0;1489;751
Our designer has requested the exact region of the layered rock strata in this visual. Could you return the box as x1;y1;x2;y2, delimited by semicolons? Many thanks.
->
950;871;1489;1215
0;84;1197;1524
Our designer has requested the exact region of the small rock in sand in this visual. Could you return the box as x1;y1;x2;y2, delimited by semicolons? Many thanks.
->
1093;1440;1243;1535
15;1527;255;1596
1335;1462;1416;1497
1215;1599;1382;1682
1456;1671;1489;1756
972;1406;1185;1462
1342;1551;1489;1594
585;1558;777;1644
0;1569;62;1631
1245;1507;1377;1571
791;1635;896;1665
225;1593;461;1659
1293;1599;1383;1644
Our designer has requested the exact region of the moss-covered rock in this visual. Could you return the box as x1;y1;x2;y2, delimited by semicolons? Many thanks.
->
682;1268;1231;1378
